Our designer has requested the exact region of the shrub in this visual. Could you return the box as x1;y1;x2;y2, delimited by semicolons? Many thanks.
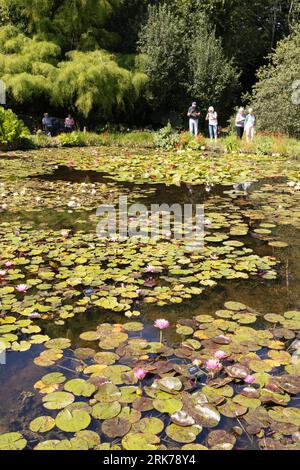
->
0;106;29;149
224;134;240;154
154;123;180;149
178;132;206;151
56;132;85;147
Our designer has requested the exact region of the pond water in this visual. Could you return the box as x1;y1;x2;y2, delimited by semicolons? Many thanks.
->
0;148;299;451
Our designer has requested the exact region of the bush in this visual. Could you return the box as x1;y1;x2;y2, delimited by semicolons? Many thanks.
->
56;132;85;147
0;106;29;149
178;132;206;151
224;134;240;154
154;123;180;149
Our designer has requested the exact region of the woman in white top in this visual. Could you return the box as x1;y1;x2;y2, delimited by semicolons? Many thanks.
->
235;107;246;139
206;106;218;142
244;108;256;143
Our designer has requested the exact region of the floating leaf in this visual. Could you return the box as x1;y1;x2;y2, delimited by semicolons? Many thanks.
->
29;416;55;433
166;424;202;443
55;409;91;432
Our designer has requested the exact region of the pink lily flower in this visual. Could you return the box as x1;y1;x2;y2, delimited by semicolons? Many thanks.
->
214;350;227;360
16;284;28;293
206;359;221;371
244;375;256;385
134;368;147;380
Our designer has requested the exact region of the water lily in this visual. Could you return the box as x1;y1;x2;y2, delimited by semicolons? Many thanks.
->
206;359;221;371
133;368;147;380
154;318;170;344
244;374;256;384
0;270;7;277
4;261;14;268
214;350;227;360
145;265;156;273
61;230;70;237
16;284;28;293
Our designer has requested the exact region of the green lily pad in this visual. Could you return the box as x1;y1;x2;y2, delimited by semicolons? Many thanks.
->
122;432;160;450
153;397;183;414
55;409;91;432
166;424;202;443
0;432;27;450
42;391;75;410
92;401;121;420
29;416;55;433
64;378;96;397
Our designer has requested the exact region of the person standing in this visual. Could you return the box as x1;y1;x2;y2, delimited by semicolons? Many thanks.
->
64;114;75;133
42;113;53;136
206;106;218;142
235;107;246;139
187;102;200;136
244;108;256;143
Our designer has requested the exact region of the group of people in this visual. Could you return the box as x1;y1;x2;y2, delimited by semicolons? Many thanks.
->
42;113;75;136
187;102;256;143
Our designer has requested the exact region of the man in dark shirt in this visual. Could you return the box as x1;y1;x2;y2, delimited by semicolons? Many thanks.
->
42;113;53;136
187;102;200;136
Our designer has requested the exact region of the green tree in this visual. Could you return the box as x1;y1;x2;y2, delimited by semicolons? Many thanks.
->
138;5;239;119
0;26;148;120
185;15;239;111
164;0;300;91
52;50;148;118
0;0;121;50
251;29;300;137
138;4;185;113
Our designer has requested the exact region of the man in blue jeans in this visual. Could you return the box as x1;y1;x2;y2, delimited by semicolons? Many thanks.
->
187;102;200;136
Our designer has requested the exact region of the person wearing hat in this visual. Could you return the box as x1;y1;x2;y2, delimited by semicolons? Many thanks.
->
187;102;201;136
235;107;246;139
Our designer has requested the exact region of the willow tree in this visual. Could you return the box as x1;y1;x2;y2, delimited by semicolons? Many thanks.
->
52;50;148;118
0;26;59;107
0;0;121;50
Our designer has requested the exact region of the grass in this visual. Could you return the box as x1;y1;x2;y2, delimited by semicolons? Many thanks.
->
30;130;156;149
209;132;300;158
13;128;300;159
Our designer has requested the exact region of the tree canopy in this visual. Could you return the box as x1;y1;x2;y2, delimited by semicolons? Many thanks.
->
251;28;300;138
0;0;299;132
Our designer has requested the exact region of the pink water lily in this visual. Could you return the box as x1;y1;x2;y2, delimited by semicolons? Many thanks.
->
4;261;14;268
244;375;256;384
61;230;70;237
0;270;7;277
16;284;28;293
154;318;170;344
145;265;156;273
154;319;170;330
206;359;221;371
214;350;227;360
134;368;147;380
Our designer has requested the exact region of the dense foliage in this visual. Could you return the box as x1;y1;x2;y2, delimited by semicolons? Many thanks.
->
251;29;300;138
0;0;299;133
0;105;29;147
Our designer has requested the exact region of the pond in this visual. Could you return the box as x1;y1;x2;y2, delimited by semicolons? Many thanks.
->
0;147;299;451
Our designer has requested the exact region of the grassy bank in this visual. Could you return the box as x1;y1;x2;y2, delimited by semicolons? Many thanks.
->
2;128;300;159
